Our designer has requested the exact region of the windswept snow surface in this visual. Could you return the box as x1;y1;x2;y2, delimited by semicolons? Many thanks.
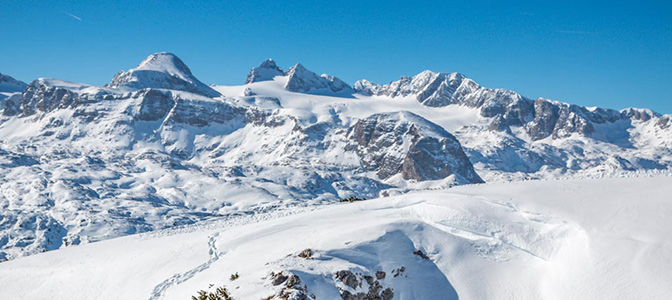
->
0;176;670;300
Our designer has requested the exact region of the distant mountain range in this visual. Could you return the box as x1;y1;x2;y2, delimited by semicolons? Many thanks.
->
0;52;670;261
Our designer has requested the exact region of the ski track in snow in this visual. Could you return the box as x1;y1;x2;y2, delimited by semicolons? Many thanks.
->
148;232;226;300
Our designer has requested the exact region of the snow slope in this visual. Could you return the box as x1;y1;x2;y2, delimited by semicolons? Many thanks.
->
0;176;670;300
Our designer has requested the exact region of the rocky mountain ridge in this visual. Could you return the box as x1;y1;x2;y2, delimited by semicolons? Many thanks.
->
355;71;660;141
247;59;354;94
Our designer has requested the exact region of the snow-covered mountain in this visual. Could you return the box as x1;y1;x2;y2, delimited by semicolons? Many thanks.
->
0;52;671;261
108;52;221;97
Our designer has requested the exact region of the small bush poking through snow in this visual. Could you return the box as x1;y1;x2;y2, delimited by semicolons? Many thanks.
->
191;285;233;300
229;272;239;281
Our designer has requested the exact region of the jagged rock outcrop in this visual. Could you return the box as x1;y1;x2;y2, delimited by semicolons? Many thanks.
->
335;269;395;300
526;99;560;140
488;115;511;132
657;115;672;129
285;63;354;94
4;79;115;116
245;59;285;84
349;111;483;183
1;93;23;116
107;52;220;97
131;89;175;121
621;108;659;122
18;79;81;116
165;97;247;127
553;105;596;139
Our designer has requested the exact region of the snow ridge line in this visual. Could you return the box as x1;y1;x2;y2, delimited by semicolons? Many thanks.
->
148;232;225;300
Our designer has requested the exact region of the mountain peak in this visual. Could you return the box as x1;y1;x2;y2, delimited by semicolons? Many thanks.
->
107;52;219;97
135;52;193;77
288;63;306;72
245;58;285;84
284;63;353;94
259;58;279;69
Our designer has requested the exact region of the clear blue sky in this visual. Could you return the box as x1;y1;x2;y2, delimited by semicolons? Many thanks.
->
1;1;671;113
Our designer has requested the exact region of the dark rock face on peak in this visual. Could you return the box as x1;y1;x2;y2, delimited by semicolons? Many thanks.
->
285;63;354;94
4;79;115;117
349;111;483;184
131;89;175;121
107;52;220;97
526;99;560;140
657;115;672;129
488;115;511;133
621;108;659;122
245;59;285;84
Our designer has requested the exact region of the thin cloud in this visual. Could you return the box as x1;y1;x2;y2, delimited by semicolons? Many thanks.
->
558;30;599;35
63;11;82;21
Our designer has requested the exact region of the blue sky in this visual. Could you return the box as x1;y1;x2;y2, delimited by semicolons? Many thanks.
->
1;0;671;113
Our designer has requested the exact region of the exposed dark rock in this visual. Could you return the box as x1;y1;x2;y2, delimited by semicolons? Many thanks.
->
657;115;672;129
350;111;483;183
488;115;511;132
20;80;80;116
526;98;560;140
165;98;246;127
336;269;396;300
268;272;315;300
413;250;430;260
298;248;313;259
246;59;285;84
621;108;659;122
335;270;360;289
1;93;22;116
271;272;289;286
381;288;394;300
286;274;301;287
375;271;386;280
132;89;175;121
285;63;353;94
552;106;595;139
392;266;405;278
